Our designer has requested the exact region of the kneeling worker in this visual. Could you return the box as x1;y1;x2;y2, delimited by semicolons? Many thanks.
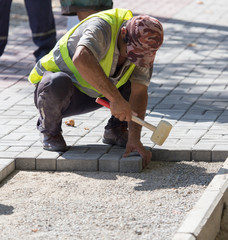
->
28;8;164;168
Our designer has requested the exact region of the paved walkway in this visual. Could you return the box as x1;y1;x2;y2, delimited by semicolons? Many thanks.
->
0;0;228;176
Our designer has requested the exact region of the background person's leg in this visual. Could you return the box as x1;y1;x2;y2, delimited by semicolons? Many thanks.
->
0;0;12;56
24;0;56;62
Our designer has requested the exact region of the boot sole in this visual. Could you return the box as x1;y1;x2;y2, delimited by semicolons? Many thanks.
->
43;146;69;152
102;138;126;148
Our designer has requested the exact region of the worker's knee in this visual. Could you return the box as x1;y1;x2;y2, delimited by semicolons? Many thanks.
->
41;72;74;99
50;72;73;90
34;72;74;110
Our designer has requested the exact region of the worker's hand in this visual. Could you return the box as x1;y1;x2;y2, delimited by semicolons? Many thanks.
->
123;139;152;169
110;98;136;122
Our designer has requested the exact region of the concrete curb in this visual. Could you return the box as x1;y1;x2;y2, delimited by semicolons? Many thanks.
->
172;157;228;240
0;159;15;183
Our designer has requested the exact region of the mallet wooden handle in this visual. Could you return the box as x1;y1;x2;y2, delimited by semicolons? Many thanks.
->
96;98;156;132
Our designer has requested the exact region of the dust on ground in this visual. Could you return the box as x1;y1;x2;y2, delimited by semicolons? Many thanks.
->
0;161;223;240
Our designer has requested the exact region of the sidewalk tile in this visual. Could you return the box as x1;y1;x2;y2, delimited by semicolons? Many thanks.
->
15;152;40;170
120;156;142;173
57;153;100;171
36;151;60;171
99;153;121;172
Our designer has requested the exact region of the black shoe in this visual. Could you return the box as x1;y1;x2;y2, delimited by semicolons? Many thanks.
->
103;116;128;148
40;132;68;152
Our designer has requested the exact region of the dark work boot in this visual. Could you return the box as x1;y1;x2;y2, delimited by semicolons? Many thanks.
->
103;116;128;148
39;132;68;152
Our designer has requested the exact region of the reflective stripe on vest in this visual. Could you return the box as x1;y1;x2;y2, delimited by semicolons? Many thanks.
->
28;8;135;97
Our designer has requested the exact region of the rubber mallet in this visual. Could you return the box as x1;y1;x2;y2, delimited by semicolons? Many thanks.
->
96;98;172;146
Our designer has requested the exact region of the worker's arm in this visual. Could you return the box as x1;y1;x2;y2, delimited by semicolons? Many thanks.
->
73;45;134;122
124;82;152;167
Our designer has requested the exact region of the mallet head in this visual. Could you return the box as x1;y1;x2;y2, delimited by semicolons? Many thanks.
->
151;120;172;145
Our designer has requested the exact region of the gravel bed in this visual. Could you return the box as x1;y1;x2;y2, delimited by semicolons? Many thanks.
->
0;161;223;240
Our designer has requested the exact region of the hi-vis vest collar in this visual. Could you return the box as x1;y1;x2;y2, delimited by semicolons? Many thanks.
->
28;8;135;98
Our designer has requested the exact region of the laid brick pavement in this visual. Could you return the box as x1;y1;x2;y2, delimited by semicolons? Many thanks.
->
0;0;228;177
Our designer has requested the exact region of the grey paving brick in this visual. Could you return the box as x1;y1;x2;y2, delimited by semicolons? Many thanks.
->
99;153;122;172
0;146;8;151
192;142;215;150
186;129;207;137
57;153;100;171
212;145;228;162
108;146;126;155
75;136;101;145
6;146;28;152
86;147;110;155
176;138;199;147
15;152;40;170
1;133;25;141
0;151;20;159
0;159;15;183
153;148;191;161
20;134;39;141
67;146;89;153
36;151;60;171
0;140;35;147
192;150;211;162
25;146;44;154
120;156;142;173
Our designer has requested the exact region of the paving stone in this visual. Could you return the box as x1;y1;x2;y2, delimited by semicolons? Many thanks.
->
0;140;35;147
25;146;44;154
153;148;191;161
36;151;60;171
0;159;15;183
120;155;142;173
99;153;122;172
176;138;199;147
1;132;25;141
108;146;126;155
6;146;28;152
86;147;110;155
0;151;20;159
57;153;100;171
0;146;9;151
15;152;40;170
67;146;89;153
212;145;228;162
192;150;211;162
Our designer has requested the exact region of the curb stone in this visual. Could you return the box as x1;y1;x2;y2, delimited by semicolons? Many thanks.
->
0;159;15;183
172;157;228;240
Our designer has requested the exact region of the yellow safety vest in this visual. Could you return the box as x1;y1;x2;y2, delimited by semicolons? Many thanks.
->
28;8;135;97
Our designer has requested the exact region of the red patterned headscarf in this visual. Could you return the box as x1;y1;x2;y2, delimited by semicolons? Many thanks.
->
125;15;164;68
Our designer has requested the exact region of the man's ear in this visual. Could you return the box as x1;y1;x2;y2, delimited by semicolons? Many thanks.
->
121;26;128;43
